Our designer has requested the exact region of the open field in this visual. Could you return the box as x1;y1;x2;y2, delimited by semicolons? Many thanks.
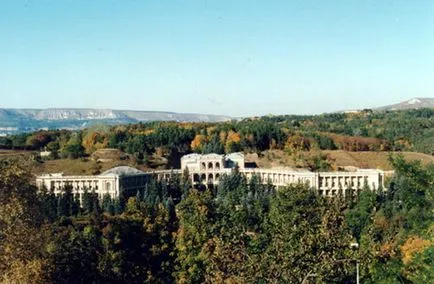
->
323;150;434;170
247;149;434;171
2;148;433;176
32;158;142;176
33;149;143;176
0;148;160;176
0;149;35;157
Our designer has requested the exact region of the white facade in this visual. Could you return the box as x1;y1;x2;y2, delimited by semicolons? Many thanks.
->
225;152;245;169
181;152;244;172
36;166;150;202
240;168;384;197
36;173;119;199
175;153;384;196
36;153;386;199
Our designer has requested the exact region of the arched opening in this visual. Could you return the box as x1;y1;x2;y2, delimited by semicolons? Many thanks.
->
208;162;213;170
215;162;220;170
215;173;220;180
208;173;214;183
201;162;206;170
193;174;200;182
201;174;206;183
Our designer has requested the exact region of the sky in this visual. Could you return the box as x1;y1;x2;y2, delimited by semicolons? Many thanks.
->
0;0;433;117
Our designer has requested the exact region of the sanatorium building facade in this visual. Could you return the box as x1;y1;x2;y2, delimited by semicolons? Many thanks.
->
36;152;385;200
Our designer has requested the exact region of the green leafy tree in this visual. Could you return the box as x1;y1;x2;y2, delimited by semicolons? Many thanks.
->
174;189;216;283
256;184;353;283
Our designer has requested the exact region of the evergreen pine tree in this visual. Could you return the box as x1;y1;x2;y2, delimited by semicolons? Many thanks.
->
82;188;93;214
71;194;80;216
101;194;112;213
57;194;66;217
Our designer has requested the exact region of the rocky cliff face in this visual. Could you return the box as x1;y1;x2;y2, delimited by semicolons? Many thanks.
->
11;109;120;120
0;108;232;135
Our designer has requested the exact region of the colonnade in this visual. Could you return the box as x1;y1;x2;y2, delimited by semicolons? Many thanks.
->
148;168;384;196
37;167;384;200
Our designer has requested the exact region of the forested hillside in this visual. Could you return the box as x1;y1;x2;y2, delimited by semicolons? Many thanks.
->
1;109;433;172
0;155;433;283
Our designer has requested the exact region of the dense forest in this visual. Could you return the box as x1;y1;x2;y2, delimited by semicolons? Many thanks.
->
0;155;433;283
1;109;433;163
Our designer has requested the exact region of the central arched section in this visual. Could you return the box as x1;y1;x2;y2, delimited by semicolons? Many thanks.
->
208;173;214;183
208;162;213;170
201;162;206;170
215;162;220;170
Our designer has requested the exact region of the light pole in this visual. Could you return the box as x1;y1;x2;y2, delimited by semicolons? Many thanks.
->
350;242;360;284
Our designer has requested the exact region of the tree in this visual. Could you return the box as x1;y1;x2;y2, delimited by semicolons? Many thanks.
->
25;132;52;150
355;156;434;283
191;134;207;152
284;133;311;166
82;130;108;154
62;132;85;159
174;189;216;283
101;194;113;213
202;134;224;154
82;188;94;215
256;184;353;283
56;185;75;217
181;167;192;199
63;143;85;159
0;160;50;283
225;130;241;153
0;159;37;206
38;187;58;222
346;188;376;240
46;226;100;283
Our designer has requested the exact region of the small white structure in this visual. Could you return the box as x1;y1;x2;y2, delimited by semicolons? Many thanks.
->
39;151;52;158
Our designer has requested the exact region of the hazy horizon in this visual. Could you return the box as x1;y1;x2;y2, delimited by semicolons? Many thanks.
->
1;1;433;116
1;96;433;118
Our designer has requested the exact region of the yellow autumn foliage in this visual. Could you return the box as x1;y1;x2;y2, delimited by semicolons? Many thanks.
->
226;131;241;143
401;237;431;265
206;126;216;135
191;134;207;151
219;131;227;144
82;131;108;154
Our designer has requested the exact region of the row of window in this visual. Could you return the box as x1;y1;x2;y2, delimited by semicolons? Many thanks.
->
318;177;368;188
200;162;222;170
193;173;221;182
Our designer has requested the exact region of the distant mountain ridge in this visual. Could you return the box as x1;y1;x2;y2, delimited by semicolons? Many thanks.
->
2;108;231;122
339;97;434;113
0;108;232;135
375;97;434;111
2;97;433;135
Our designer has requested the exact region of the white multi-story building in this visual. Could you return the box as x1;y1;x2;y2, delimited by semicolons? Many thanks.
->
36;166;151;202
36;152;385;199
